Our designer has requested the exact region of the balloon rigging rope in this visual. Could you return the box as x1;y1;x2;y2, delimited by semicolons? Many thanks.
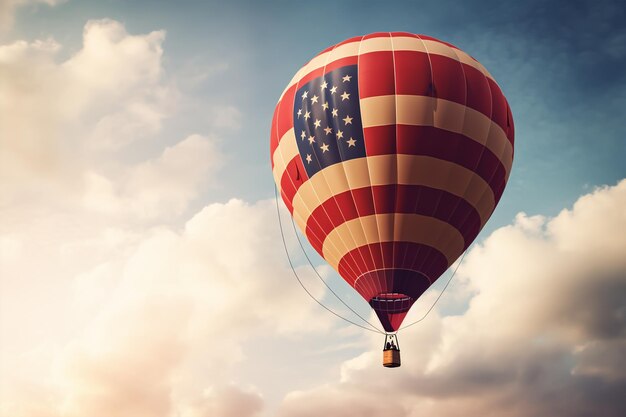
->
287;204;384;334
274;185;385;334
398;248;468;332
274;185;469;335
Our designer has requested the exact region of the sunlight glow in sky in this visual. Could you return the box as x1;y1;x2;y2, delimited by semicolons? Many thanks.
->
1;1;625;416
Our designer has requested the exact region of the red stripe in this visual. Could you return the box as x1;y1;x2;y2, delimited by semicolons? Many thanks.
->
324;55;358;73
364;125;397;155
296;56;359;89
360;48;509;133
358;50;396;98
276;84;296;141
270;105;280;168
338;242;449;298
373;303;414;332
362;125;507;202
393;49;433;96
462;63;492;117
279;51;513;154
304;184;482;254
280;190;293;213
279;156;308;213
391;49;505;130
295;66;324;93
358;42;398;263
506;104;515;150
487;79;511;144
428;53;467;105
361;269;431;303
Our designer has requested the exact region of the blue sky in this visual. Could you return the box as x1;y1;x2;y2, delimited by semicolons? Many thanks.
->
2;1;625;416
11;0;624;223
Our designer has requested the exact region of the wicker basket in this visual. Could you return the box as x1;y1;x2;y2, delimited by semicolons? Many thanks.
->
383;349;401;368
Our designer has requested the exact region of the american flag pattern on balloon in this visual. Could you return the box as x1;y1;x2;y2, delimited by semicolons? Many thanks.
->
270;32;514;332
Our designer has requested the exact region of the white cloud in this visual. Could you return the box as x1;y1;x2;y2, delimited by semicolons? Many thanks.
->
0;19;221;227
180;384;264;417
1;197;333;417
208;105;242;131
277;179;626;417
0;20;270;417
0;19;174;203
82;134;221;219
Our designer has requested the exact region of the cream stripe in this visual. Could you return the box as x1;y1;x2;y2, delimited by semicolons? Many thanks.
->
384;36;427;53
272;97;513;195
279;36;496;101
318;42;376;287
270;132;344;261
362;35;394;272
272;58;367;283
360;95;513;175
271;128;298;188
289;39;375;284
322;214;465;271
279;41;361;100
359;36;395;54
420;40;492;78
420;38;459;60
289;155;495;229
271;131;372;282
455;50;494;81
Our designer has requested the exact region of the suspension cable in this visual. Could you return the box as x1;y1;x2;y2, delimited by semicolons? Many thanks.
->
274;186;385;334
287;209;384;333
397;248;468;331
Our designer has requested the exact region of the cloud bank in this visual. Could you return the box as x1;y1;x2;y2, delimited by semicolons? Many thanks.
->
1;19;334;417
278;180;626;417
0;19;175;201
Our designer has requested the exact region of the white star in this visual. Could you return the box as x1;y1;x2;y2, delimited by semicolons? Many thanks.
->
306;154;312;164
301;91;308;100
341;91;350;101
330;86;337;94
322;102;329;110
304;111;311;120
346;137;356;147
324;126;333;135
297;109;302;118
320;81;328;90
331;108;338;117
342;74;352;82
336;130;344;139
320;142;330;153
301;130;306;139
343;115;353;125
314;119;321;128
308;135;315;144
311;95;319;104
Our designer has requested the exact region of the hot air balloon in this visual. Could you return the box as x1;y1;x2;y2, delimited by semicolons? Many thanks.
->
270;32;514;367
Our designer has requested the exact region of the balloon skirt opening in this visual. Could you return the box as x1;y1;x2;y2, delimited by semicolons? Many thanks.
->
371;293;415;332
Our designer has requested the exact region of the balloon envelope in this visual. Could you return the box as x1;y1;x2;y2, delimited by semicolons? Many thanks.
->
270;32;514;332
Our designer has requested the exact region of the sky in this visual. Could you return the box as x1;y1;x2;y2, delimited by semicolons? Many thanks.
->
1;0;625;416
